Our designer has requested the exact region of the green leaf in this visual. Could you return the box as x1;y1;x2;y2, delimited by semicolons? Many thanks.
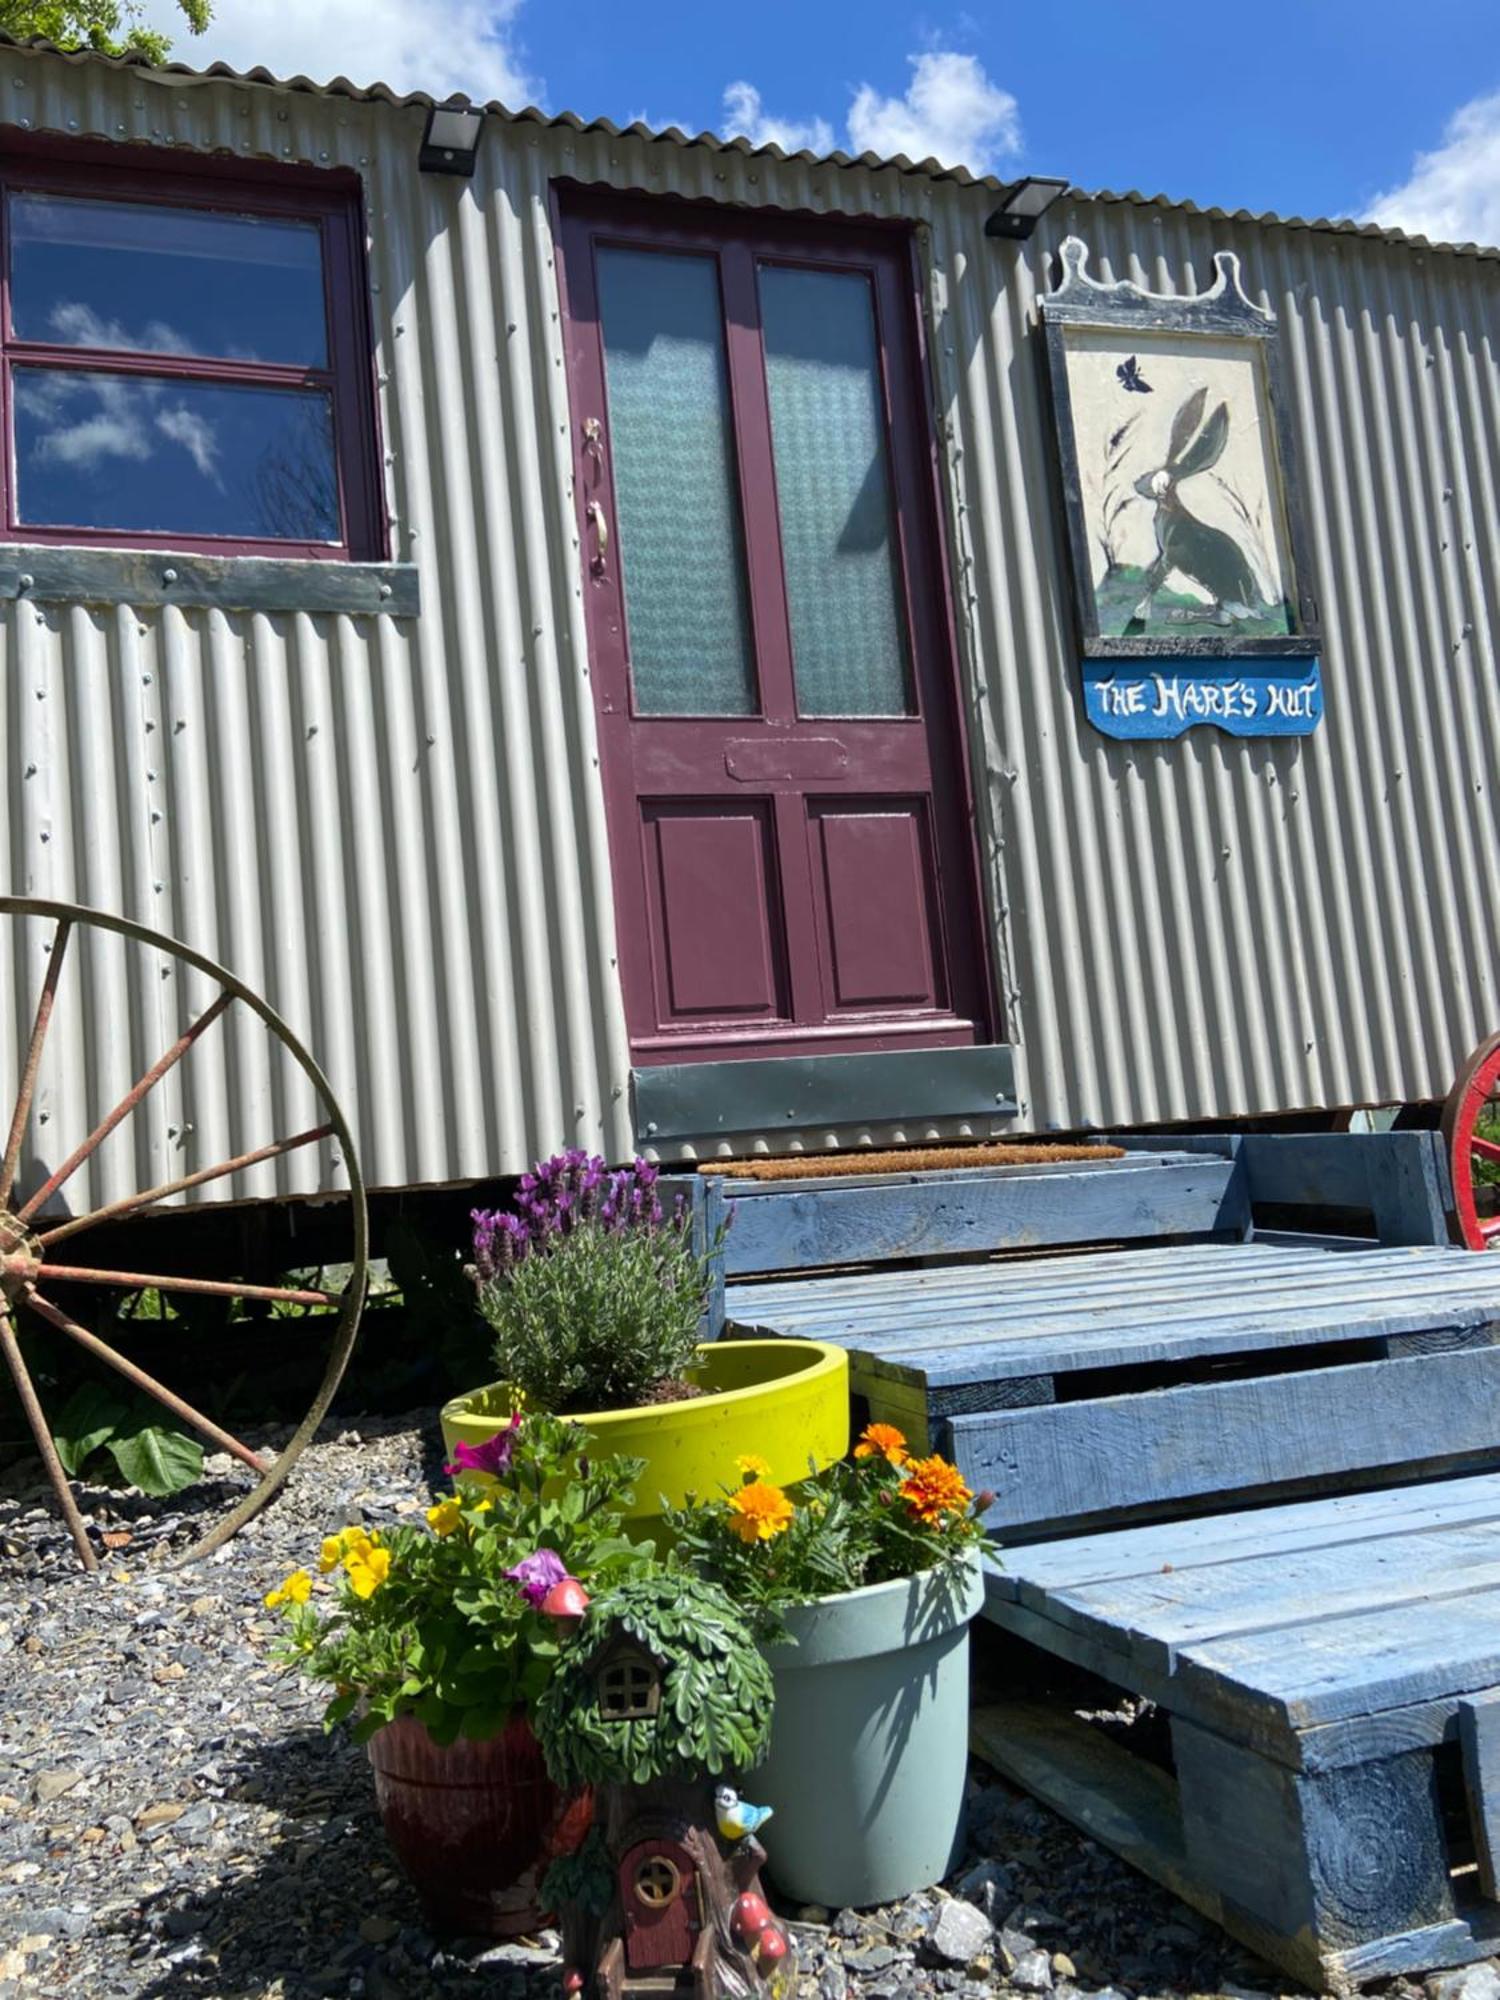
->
106;1423;203;1497
51;1379;127;1475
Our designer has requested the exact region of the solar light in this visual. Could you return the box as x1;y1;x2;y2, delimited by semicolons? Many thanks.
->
985;176;1069;241
419;102;485;176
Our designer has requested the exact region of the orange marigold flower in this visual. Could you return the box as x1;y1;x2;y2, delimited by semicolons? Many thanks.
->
899;1455;972;1526
726;1481;795;1544
854;1422;908;1467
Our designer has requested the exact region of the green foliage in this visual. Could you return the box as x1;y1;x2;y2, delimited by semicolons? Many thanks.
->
384;1216;491;1392
1476;1107;1500;1189
479;1220;710;1414
50;1378;204;1496
267;1413;654;1747
0;0;211;64
534;1571;774;1789
541;1826;613;1919
663;1429;988;1641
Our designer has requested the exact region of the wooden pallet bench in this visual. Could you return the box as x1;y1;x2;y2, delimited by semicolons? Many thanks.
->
714;1130;1500;1986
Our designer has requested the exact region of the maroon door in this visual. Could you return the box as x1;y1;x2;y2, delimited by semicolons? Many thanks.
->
621;1837;700;1970
557;190;990;1069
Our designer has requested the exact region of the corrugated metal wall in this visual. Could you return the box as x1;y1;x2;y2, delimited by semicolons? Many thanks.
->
3;46;1498;1212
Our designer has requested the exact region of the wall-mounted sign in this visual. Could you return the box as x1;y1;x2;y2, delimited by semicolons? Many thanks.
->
1039;236;1322;740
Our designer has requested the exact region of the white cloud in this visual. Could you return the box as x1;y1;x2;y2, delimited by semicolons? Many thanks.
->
147;0;538;106
1367;90;1500;250
846;51;1021;175
156;404;223;484
721;80;835;157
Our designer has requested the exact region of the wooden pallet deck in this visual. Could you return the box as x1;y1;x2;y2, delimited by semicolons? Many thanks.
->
708;1130;1500;1985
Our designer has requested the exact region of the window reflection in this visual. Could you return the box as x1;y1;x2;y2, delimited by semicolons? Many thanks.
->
10;193;328;368
13;369;340;542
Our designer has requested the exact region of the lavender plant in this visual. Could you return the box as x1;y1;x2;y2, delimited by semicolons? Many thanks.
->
471;1152;717;1415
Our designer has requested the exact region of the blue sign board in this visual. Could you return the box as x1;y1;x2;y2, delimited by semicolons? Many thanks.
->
1083;657;1323;740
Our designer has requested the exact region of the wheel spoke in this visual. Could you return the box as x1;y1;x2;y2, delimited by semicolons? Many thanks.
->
21;1289;269;1475
0;918;72;1210
38;1124;336;1247
18;990;234;1223
1472;1136;1500;1167
36;1264;337;1308
0;1298;98;1571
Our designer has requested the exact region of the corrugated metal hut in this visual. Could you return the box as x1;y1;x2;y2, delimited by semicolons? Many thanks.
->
2;34;1497;1217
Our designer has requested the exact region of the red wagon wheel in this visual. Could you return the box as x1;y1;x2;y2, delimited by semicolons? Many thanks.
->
1442;1031;1500;1251
0;896;367;1571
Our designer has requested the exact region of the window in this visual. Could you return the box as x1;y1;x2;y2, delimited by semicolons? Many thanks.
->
0;142;383;560
597;1649;660;1719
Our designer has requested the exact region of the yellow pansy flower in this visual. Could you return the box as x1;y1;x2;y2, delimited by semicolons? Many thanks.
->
318;1536;344;1574
426;1499;463;1538
264;1568;313;1609
346;1545;391;1599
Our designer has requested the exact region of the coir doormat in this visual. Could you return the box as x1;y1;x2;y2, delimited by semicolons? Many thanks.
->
697;1141;1126;1181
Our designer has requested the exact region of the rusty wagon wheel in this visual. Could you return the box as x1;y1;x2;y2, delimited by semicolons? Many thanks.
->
0;896;367;1572
1442;1030;1500;1251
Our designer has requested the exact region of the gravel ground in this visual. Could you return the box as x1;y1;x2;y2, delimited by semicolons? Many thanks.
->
0;1417;1426;2000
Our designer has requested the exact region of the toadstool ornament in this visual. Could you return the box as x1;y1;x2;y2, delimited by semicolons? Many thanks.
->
732;1891;772;1941
715;1784;773;1841
562;1973;585;1995
540;1576;590;1622
752;1926;789;1967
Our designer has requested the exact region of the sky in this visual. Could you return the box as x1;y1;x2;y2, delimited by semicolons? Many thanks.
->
138;0;1500;251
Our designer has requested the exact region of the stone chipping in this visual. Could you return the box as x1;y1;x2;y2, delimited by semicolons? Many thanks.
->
0;1416;1467;2000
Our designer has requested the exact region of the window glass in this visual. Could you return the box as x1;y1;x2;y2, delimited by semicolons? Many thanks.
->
759;265;914;717
13;370;340;542
597;246;757;717
9;193;328;368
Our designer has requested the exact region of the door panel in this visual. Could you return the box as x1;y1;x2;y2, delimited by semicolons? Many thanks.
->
811;802;943;1012
642;801;788;1027
559;189;991;1070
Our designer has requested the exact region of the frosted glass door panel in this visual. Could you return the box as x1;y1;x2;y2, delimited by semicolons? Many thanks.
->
597;248;756;716
760;265;914;717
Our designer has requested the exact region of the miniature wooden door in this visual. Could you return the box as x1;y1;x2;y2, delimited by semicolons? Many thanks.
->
621;1836;700;1970
558;190;991;1072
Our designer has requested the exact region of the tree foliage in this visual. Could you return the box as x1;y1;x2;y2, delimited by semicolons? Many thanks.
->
0;0;210;66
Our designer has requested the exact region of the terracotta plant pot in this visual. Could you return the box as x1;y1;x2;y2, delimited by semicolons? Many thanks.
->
367;1711;591;1937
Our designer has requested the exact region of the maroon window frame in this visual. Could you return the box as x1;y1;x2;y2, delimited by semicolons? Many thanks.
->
0;131;385;562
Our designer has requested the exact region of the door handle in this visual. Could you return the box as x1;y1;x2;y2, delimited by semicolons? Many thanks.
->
587;501;610;566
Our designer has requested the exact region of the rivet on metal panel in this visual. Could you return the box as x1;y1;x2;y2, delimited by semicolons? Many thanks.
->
645;1121;658;1136
38;831;48;843
142;673;152;685
23;764;34;778
307;724;319;739
153;881;163;893
17;573;31;591
174;719;185;733
151;811;162;824
162;567;177;584
144;719;155;732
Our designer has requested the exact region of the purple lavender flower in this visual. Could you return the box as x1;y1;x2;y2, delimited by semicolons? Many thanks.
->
505;1548;570;1608
443;1411;522;1480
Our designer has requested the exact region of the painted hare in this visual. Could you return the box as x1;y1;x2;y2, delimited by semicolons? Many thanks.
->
1132;384;1264;625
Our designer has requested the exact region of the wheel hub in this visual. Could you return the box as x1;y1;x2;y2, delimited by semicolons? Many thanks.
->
0;1210;40;1301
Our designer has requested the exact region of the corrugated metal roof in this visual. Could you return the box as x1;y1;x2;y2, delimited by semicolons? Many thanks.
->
0;30;1494;263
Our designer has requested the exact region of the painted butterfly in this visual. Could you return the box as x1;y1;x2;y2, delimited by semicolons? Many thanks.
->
1116;355;1153;393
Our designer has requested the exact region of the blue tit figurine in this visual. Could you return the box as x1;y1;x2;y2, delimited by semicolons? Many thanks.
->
715;1784;774;1842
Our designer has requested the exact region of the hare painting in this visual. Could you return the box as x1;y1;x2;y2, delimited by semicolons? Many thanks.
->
1130;384;1267;627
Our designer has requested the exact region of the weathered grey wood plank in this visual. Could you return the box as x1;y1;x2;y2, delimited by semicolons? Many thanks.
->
721;1156;1247;1275
1458;1691;1500;1899
1173;1718;1455;1955
1236;1132;1452;1245
1175;1579;1500;1734
0;545;421;617
1047;1522;1500;1676
994;1471;1500;1606
949;1345;1500;1535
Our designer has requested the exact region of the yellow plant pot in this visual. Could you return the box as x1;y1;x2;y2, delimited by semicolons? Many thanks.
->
439;1340;849;1531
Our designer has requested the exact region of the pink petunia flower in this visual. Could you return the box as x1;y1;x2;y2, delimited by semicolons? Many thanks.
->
444;1411;522;1481
505;1548;570;1607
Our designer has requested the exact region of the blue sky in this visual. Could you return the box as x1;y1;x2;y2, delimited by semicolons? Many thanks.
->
154;0;1500;248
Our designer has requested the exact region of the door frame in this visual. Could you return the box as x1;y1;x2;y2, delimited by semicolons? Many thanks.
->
552;179;998;1067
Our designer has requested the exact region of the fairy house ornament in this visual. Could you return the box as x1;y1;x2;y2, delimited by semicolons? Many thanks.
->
535;1574;792;2000
1040;236;1323;739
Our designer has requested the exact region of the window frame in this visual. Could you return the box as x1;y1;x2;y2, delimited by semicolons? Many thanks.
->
0;132;385;562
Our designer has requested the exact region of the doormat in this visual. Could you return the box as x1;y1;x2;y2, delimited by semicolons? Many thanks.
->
697;1142;1127;1181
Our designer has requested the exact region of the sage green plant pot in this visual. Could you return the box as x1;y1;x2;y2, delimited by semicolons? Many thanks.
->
752;1552;986;1909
